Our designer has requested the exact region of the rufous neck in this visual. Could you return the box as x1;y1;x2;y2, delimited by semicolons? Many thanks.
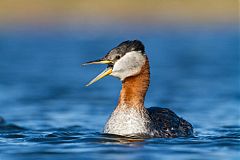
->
118;59;150;108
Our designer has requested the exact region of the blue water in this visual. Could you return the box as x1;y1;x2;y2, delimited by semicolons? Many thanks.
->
0;25;239;160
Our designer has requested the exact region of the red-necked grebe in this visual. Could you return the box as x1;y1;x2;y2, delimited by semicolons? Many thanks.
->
83;40;193;138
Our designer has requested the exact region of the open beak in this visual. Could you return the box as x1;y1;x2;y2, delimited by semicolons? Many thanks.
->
82;59;113;86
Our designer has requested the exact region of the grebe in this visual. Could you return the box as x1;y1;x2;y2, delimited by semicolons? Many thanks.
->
83;40;193;138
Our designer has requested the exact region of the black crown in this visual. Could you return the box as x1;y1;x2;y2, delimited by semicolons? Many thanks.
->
117;40;145;53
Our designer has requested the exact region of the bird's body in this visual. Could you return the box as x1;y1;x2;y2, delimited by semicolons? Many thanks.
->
84;40;193;138
104;107;193;138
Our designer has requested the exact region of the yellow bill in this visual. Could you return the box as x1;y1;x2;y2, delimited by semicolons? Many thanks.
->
82;60;112;65
85;67;112;86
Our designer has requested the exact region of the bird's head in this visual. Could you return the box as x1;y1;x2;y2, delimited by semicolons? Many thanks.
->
83;40;147;86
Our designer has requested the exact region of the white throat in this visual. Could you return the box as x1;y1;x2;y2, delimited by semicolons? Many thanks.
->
110;51;146;81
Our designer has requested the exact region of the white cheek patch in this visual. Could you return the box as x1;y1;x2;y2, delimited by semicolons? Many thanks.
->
111;51;146;80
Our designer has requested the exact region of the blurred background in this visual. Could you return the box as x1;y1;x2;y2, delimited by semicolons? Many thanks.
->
0;0;239;159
